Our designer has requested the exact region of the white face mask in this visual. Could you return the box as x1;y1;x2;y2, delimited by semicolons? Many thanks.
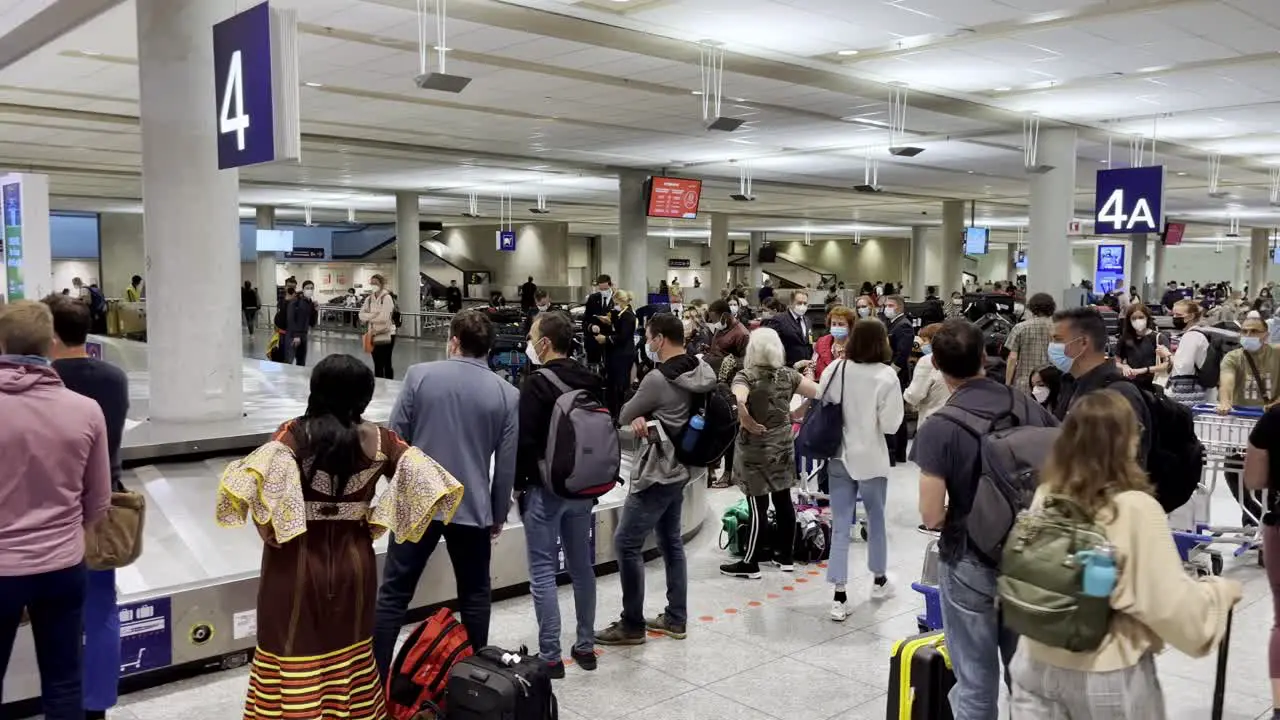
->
856;306;871;318
709;321;725;332
952;298;962;305
525;340;543;366
884;306;899;320
794;304;808;315
536;304;550;312
1131;317;1148;333
1031;386;1050;404
728;304;739;316
303;288;313;298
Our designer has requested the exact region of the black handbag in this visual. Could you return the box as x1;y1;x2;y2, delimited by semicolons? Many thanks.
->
796;361;846;459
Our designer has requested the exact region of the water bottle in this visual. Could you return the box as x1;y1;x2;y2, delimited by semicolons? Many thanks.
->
682;414;705;454
1079;544;1117;598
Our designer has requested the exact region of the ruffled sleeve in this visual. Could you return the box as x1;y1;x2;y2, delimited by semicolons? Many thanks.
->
369;445;464;543
215;441;309;544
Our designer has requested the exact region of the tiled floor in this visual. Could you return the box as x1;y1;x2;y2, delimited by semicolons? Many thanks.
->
100;462;1279;720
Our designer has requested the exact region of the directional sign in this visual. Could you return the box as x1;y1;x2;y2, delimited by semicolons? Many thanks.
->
497;230;516;252
212;2;300;169
1094;166;1164;235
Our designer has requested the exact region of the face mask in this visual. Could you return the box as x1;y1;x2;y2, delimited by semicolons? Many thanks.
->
671;303;683;315
1243;337;1264;352
1171;316;1188;331
303;289;313;298
729;304;739;316
884;307;899;320
525;340;543;366
952;298;962;306
371;284;381;292
1031;386;1051;404
599;289;612;302
536;304;550;312
794;304;808;315
829;326;849;341
645;342;660;364
920;343;932;355
1131;317;1148;333
856;306;871;318
1046;341;1076;374
709;321;724;332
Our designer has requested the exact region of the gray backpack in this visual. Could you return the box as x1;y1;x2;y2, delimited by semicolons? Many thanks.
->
537;369;621;499
933;387;1060;567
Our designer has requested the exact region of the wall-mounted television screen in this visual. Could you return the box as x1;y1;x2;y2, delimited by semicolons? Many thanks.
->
1097;244;1125;272
256;229;294;252
647;177;702;220
964;226;989;255
1272;247;1280;265
1015;249;1027;269
1161;222;1186;247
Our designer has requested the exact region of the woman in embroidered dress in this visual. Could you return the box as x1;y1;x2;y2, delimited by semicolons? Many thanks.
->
216;354;463;720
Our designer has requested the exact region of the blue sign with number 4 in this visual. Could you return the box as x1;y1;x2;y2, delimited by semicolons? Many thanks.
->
213;2;276;169
1094;166;1163;235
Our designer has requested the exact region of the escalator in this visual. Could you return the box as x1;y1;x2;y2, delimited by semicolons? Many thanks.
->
724;254;804;289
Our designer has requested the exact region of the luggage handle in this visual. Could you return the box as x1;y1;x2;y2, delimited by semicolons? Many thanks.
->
1212;607;1233;720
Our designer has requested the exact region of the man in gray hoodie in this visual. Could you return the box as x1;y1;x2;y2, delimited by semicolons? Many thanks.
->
595;313;716;646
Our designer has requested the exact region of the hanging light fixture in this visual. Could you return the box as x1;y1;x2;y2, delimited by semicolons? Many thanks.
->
1022;114;1053;174
730;162;755;201
414;0;471;93
1207;153;1229;199
887;83;924;157
699;41;743;132
853;154;881;193
529;173;550;214
462;191;480;218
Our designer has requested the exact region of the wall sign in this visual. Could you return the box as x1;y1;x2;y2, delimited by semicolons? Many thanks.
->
668;258;691;268
212;2;301;169
119;597;172;676
284;246;324;259
1094;166;1164;234
3;182;22;301
496;230;516;252
1;173;51;302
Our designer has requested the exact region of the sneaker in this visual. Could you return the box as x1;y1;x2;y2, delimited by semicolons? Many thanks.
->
571;647;598;672
770;559;795;573
917;524;941;536
546;661;566;680
594;621;646;646
830;601;849;622
720;560;762;579
871;578;897;601
645;613;688;640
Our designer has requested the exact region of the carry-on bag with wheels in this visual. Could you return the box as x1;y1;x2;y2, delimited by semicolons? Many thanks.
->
446;646;558;720
887;631;954;720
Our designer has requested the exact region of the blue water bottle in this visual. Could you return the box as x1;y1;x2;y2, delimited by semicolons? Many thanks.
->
1079;545;1117;598
682;414;705;454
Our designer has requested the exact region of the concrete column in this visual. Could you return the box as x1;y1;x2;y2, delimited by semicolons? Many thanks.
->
618;171;648;297
940;200;965;298
648;238;670;297
909;226;929;299
136;0;242;422
395;192;421;323
710;213;729;294
1027;128;1078;299
255;206;277;318
1251;228;1269;297
749;231;765;291
1129;234;1149;300
1152;237;1167;291
598;234;620;290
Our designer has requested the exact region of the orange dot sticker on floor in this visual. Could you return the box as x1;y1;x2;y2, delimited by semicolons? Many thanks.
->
747;601;763;607
724;608;739;614
646;631;664;639
782;586;795;592
795;577;809;583
699;615;716;623
818;562;828;568
767;593;781;599
807;570;821;576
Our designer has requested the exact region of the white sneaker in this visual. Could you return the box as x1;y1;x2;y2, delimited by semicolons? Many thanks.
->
771;560;795;573
870;578;897;600
829;601;849;622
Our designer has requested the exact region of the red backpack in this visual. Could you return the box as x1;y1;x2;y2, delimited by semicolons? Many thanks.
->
385;608;473;720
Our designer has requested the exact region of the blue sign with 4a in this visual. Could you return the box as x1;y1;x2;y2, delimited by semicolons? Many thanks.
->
1094;165;1164;235
213;2;276;169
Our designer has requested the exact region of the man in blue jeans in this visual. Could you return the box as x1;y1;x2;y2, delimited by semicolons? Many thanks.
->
913;318;1057;719
517;311;604;677
595;314;716;646
374;310;519;678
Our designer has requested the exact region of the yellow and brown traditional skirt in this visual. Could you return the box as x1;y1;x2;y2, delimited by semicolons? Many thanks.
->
245;640;387;720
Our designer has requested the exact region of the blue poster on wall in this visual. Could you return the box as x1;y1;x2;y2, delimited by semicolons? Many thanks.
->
118;597;172;676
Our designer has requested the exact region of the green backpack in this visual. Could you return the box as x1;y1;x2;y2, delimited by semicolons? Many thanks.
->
720;499;752;557
996;495;1115;652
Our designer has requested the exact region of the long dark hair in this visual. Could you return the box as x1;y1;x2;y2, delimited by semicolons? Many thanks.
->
296;354;376;498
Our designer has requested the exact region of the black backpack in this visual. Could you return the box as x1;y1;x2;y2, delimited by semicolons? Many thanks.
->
1191;328;1238;389
1105;379;1204;512
672;385;738;467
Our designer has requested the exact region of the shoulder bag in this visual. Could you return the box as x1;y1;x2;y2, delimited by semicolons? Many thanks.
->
796;361;846;459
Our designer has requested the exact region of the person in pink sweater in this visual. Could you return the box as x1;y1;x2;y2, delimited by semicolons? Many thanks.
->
0;300;111;720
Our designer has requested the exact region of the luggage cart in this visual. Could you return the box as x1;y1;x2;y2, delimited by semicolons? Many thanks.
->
1180;405;1266;573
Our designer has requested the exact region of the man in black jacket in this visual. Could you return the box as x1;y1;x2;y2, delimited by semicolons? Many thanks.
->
520;276;538;311
582;274;613;366
284;280;318;366
769;290;813;366
517;310;604;677
446;279;464;313
882;295;915;463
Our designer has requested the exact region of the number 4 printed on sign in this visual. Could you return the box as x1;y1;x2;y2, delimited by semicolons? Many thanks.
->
1097;188;1155;232
220;50;250;151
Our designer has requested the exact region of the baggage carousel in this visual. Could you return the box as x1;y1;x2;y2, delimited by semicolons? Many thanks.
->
1;338;706;713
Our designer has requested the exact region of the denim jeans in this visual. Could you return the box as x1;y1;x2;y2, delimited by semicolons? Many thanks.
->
374;522;492;678
615;482;687;631
522;487;596;663
83;569;121;711
938;555;1018;720
826;461;887;585
0;562;88;720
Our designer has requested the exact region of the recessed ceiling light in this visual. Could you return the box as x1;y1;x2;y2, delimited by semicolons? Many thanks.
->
81;50;102;56
691;90;703;95
1177;171;1187;176
993;86;1012;92
967;170;975;174
432;46;451;52
304;82;324;88
837;50;859;56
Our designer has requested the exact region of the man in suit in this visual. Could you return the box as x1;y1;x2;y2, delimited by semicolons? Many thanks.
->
582;274;613;366
446;279;464;314
769;290;813;367
882;295;915;463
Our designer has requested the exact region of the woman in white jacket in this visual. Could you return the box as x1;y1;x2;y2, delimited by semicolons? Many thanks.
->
902;322;951;422
359;274;397;379
817;318;905;621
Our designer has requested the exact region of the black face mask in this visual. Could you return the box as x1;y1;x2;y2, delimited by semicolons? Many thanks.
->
1172;317;1188;331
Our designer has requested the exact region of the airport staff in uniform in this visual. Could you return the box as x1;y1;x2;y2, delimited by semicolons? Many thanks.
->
582;274;613;369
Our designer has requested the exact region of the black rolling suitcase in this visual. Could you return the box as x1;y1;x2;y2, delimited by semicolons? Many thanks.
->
446;646;558;720
887;631;954;720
